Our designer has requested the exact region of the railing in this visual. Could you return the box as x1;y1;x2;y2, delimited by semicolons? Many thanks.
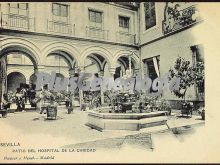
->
86;26;109;40
0;13;35;31
162;4;200;35
0;13;137;45
116;31;136;44
47;20;75;35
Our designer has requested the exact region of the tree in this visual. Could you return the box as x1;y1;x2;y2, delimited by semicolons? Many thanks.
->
168;57;204;101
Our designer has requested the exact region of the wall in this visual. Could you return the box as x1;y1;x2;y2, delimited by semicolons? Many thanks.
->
139;2;198;44
139;2;204;102
0;2;138;44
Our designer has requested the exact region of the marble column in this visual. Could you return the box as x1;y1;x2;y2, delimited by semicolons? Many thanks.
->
77;66;85;109
128;54;132;75
99;70;104;105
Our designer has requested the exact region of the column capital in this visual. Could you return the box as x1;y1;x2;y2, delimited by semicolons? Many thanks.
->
69;68;75;77
134;68;140;73
99;70;104;77
109;68;116;75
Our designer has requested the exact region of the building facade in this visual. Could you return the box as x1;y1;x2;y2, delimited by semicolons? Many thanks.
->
0;2;204;107
139;2;204;108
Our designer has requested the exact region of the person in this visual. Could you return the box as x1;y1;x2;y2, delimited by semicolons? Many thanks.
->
65;93;70;108
39;87;52;114
20;84;28;104
139;102;144;113
15;88;25;112
70;92;74;108
28;84;36;107
2;93;10;110
188;102;194;117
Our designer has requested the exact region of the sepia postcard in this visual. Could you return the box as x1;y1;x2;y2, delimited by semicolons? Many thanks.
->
0;1;219;163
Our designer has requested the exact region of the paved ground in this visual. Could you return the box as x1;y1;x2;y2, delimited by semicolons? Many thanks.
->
0;106;205;152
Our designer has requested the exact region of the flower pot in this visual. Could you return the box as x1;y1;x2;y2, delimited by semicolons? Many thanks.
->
46;106;57;120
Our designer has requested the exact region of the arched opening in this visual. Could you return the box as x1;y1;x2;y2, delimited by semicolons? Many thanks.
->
7;72;26;93
115;56;136;79
0;45;39;70
0;46;39;96
84;54;103;76
45;50;80;107
46;50;77;77
83;53;111;108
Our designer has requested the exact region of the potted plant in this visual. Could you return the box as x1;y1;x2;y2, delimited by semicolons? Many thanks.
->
168;57;204;116
46;94;58;120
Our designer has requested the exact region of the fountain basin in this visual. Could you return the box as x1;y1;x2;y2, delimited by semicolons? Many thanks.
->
86;110;169;131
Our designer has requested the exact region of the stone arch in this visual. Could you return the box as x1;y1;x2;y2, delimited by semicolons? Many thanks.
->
81;46;113;69
42;42;81;67
87;55;102;71
117;58;127;73
7;68;29;81
47;51;74;69
112;50;140;69
0;38;41;68
102;60;107;71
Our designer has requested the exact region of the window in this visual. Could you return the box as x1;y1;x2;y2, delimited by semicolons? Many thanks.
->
143;56;160;93
119;16;129;33
52;3;68;22
144;2;156;30
52;3;68;17
9;3;28;16
89;10;102;28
